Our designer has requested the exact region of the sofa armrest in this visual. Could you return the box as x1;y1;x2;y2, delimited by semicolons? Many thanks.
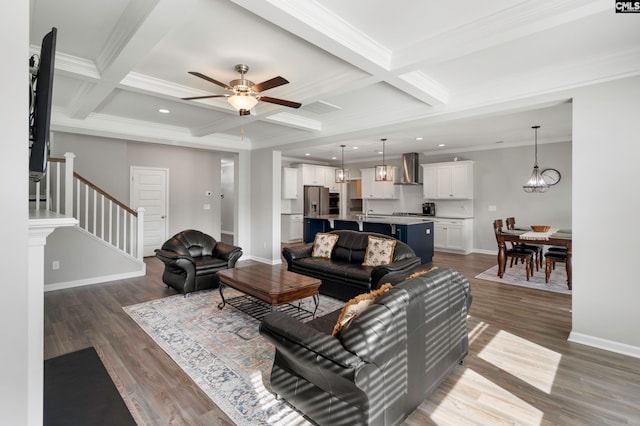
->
282;243;313;264
154;248;194;265
212;242;243;267
260;311;360;369
370;257;422;288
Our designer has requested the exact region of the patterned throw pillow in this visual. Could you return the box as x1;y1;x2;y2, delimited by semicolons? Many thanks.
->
311;233;339;258
362;235;397;266
332;283;393;336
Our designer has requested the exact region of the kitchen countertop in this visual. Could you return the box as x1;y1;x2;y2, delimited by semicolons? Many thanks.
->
304;214;434;226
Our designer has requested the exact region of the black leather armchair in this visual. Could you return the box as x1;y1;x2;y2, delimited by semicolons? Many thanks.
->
154;229;242;295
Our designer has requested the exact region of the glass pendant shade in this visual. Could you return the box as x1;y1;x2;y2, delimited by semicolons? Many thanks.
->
522;126;548;193
228;94;258;111
335;144;350;183
375;138;392;181
523;165;548;193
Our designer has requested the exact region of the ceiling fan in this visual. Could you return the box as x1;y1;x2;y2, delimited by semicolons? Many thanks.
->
182;64;301;116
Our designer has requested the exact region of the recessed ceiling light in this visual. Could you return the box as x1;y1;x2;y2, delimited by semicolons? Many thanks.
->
352;146;358;150
158;108;170;114
378;151;383;154
416;137;423;141
331;156;337;160
305;153;310;156
438;143;445;147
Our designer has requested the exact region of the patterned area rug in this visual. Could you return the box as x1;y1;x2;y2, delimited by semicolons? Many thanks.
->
475;261;571;295
123;289;344;425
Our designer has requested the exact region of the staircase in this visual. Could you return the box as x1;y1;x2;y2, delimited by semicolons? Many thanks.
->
31;152;146;290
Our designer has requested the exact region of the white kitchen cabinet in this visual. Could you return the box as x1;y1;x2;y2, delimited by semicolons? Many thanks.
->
281;214;303;242
422;161;474;199
360;167;398;199
300;164;324;186
282;167;298;199
432;218;473;254
324;167;340;192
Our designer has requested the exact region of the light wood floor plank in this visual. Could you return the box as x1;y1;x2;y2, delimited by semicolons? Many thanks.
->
43;251;640;425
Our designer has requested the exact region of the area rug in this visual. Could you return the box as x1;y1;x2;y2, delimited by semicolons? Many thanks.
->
123;289;344;425
475;262;571;294
44;347;136;426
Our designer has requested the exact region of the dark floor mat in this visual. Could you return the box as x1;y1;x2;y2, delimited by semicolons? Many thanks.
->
44;347;136;426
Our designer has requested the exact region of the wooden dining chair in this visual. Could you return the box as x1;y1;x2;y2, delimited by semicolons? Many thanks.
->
505;217;542;271
493;219;535;281
544;250;567;284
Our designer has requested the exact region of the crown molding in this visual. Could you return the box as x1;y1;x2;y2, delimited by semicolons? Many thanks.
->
51;107;251;152
264;112;321;131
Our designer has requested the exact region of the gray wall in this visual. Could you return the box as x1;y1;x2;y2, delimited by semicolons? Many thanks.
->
52;134;223;240
2;2;29;422
571;75;640;352
221;160;235;234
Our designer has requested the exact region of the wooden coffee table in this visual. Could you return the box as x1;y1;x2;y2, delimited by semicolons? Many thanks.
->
216;264;321;319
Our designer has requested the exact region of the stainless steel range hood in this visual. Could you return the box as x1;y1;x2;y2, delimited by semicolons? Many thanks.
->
395;152;421;185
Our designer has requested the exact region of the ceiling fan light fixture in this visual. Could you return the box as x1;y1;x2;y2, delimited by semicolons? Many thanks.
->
228;94;258;112
523;125;549;193
375;138;392;181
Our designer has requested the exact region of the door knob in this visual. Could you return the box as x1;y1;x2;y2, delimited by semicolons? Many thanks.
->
161;215;166;219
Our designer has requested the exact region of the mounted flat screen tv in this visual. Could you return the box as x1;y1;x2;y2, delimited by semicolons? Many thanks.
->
29;27;57;182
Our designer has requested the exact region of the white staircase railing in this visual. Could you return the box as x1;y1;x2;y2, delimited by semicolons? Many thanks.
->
31;152;144;261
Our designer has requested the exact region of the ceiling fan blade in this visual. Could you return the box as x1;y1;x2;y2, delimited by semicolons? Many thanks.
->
252;76;289;93
181;94;228;100
188;71;231;90
258;96;301;109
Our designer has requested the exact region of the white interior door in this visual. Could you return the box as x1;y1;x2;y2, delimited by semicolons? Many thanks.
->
130;167;168;257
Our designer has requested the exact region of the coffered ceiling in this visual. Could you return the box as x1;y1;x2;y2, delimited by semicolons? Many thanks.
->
30;0;640;164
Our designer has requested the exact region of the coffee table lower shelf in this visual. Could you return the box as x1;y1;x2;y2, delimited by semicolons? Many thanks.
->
218;291;319;321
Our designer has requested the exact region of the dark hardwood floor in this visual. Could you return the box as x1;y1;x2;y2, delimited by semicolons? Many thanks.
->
44;251;640;425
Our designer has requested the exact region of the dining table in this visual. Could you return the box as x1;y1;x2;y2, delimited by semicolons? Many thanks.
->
497;227;573;289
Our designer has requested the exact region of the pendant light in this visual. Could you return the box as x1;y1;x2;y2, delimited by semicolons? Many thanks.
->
375;138;392;181
522;125;549;193
335;144;350;183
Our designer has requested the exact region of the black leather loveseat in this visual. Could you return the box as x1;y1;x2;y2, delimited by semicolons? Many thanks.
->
155;229;242;295
282;230;421;301
260;267;472;426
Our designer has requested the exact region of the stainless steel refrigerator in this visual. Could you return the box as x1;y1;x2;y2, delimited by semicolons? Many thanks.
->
304;185;330;216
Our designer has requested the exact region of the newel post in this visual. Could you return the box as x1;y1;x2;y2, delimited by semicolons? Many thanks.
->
136;207;145;261
64;152;75;216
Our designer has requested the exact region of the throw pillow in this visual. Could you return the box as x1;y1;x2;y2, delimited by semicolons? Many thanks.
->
362;235;397;266
332;283;393;336
311;233;339;258
406;266;438;280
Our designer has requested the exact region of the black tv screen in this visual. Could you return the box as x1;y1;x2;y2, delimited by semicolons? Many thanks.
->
29;27;57;182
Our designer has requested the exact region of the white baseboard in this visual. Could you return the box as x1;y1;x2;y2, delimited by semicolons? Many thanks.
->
247;255;282;266
44;267;146;292
568;332;640;359
473;248;498;255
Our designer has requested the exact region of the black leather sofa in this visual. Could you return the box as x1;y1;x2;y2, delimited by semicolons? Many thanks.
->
154;229;242;295
259;267;472;426
282;230;422;301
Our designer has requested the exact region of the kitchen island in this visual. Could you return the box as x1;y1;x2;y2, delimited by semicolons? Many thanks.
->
303;214;434;264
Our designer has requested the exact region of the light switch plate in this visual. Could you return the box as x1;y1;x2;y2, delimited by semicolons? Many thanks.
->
488;205;497;211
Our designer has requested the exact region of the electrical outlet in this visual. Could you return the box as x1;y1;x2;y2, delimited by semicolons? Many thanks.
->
52;261;60;270
488;205;497;212
203;204;211;210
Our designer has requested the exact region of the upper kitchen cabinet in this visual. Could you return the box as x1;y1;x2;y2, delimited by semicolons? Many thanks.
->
299;164;339;192
361;167;399;199
421;161;474;199
282;167;298;199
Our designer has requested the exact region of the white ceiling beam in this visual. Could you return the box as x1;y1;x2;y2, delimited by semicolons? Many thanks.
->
230;0;448;107
68;0;198;119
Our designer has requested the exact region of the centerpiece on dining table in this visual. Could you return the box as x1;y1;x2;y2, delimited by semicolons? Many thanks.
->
530;225;551;232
